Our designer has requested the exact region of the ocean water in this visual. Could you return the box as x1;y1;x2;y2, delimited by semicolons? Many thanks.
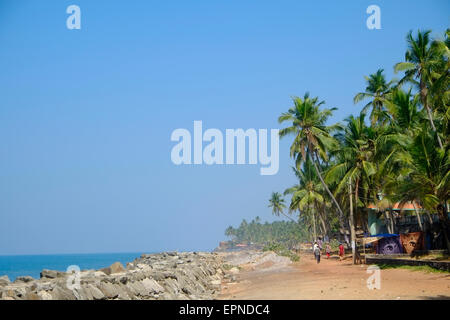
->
0;252;143;281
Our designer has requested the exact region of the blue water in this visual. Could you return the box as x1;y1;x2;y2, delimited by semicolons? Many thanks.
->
0;252;143;281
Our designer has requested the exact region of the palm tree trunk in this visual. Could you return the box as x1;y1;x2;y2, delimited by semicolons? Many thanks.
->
319;206;329;239
348;181;357;264
280;211;297;223
308;152;346;233
389;207;396;234
412;202;423;231
312;210;317;242
384;211;393;234
420;80;444;149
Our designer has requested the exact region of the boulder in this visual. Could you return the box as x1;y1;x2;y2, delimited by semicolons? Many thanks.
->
113;283;131;300
14;276;34;283
37;290;53;300
86;284;105;300
40;269;66;279
98;282;119;299
100;262;125;275
0;275;11;286
50;286;76;300
110;262;126;274
127;281;148;297
141;278;165;294
0;251;223;300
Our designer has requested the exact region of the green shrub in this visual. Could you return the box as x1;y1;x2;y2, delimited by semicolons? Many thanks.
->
263;242;300;262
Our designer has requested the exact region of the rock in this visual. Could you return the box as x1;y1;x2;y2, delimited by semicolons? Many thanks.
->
141;278;165;294
110;262;126;274
93;271;107;277
87;284;105;300
11;286;28;299
25;292;40;300
40;269;66;279
14;276;34;283
100;267;111;275
2;251;223;300
118;275;128;285
113;283;131;300
98;282;119;299
79;285;94;300
127;281;148;297
0;275;11;286
50;286;76;300
101;262;125;275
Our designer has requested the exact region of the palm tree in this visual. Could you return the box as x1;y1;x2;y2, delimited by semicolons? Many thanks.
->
278;93;346;230
225;226;236;240
385;88;422;133
394;30;445;149
395;128;450;251
284;160;325;241
268;192;297;222
326;113;384;263
354;69;395;125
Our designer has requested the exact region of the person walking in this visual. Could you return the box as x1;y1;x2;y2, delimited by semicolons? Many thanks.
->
317;237;323;251
313;242;321;264
339;242;345;261
325;243;331;259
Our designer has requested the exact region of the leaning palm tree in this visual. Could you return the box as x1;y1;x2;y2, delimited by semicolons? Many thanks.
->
278;93;346;229
353;69;396;125
394;30;445;149
268;192;297;222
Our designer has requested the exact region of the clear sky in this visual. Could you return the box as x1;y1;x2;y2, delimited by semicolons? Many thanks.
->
0;0;448;255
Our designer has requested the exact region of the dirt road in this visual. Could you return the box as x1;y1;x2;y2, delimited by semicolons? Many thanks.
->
219;252;450;300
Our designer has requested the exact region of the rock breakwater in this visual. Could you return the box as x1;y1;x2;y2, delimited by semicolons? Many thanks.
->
0;251;224;300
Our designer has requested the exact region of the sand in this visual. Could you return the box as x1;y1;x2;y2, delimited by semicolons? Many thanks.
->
218;251;450;300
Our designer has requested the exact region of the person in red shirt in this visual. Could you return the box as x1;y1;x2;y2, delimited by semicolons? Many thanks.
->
325;243;331;259
339;243;345;261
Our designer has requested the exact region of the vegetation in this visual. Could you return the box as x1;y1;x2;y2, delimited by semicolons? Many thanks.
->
224;29;449;264
263;243;299;262
377;264;450;274
225;218;306;248
272;29;450;262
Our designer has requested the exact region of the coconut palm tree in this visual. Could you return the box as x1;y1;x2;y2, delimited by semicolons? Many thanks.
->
354;69;396;125
395;127;450;251
394;30;445;149
268;192;297;222
284;159;325;240
278;93;346;229
325;113;385;263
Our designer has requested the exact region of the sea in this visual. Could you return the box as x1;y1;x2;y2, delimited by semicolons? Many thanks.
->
0;252;143;281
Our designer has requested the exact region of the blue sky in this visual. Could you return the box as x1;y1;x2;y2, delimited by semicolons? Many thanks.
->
0;0;448;255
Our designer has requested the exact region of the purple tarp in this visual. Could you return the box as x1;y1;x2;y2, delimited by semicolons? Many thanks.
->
376;236;403;254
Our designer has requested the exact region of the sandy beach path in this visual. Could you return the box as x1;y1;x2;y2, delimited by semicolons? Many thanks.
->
219;252;450;300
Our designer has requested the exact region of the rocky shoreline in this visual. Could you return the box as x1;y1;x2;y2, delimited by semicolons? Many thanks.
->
0;251;225;300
